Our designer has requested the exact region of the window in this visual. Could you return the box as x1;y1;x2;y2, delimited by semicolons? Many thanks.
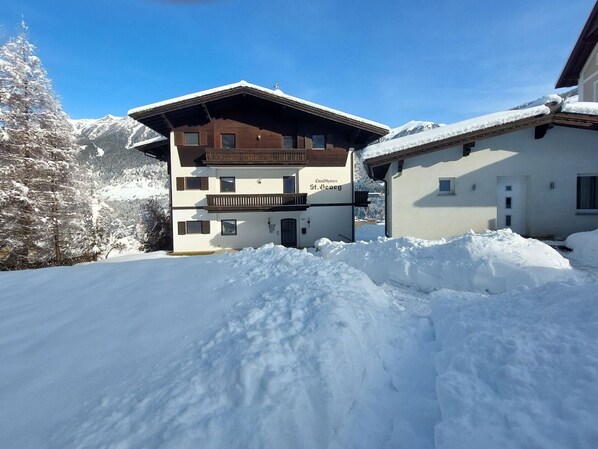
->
283;135;295;150
178;220;210;235
221;219;237;236
505;185;512;191
577;175;598;209
176;177;209;191
505;197;512;209
220;177;236;192
184;132;200;146
505;215;512;227
312;135;326;149
221;134;236;149
283;176;296;194
438;178;455;195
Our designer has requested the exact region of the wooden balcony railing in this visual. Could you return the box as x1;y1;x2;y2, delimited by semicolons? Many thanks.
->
205;149;307;165
205;193;308;211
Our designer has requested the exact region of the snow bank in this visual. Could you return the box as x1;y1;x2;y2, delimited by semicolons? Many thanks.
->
316;229;576;294
0;245;393;449
431;283;598;448
566;228;598;266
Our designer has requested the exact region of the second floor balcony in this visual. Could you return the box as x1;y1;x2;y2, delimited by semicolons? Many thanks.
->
205;193;308;212
205;149;307;166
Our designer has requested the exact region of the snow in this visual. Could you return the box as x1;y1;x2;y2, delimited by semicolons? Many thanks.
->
566;228;598;266
362;105;551;161
561;101;598;116
129;135;168;149
316;229;576;294
128;80;390;133
376;120;442;143
1;230;597;449
355;221;386;241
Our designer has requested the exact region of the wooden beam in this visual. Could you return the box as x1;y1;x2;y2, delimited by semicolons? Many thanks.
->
160;113;174;131
534;123;551;139
201;103;212;122
463;142;475;156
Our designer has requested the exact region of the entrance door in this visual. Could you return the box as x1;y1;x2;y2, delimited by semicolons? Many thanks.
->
497;176;526;235
280;218;297;247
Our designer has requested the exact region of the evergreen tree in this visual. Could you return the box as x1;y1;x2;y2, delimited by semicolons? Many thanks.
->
0;22;93;268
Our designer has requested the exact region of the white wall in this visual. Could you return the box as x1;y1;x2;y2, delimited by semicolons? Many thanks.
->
580;43;598;102
386;126;598;240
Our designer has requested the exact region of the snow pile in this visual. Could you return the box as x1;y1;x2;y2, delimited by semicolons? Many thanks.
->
566;228;598;266
1;245;397;449
362;105;550;161
431;283;598;448
316;229;576;294
561;101;598;116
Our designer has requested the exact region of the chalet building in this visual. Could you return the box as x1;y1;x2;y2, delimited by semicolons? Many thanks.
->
128;81;388;252
363;2;598;240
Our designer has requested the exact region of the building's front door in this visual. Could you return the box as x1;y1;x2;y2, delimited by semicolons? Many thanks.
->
280;218;297;247
497;176;527;235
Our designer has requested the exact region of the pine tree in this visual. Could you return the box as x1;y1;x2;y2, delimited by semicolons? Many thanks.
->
0;22;93;268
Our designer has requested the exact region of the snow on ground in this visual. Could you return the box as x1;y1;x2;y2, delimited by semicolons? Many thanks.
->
1;231;597;449
99;179;168;201
316;229;576;294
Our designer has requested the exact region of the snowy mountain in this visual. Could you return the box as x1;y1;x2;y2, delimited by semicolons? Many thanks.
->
71;114;165;182
376;120;442;143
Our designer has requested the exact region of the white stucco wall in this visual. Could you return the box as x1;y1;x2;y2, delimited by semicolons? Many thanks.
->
580;43;598;101
386;126;598;240
169;135;355;251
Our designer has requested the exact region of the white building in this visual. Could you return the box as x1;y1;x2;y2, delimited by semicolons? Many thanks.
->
129;81;388;253
362;3;598;240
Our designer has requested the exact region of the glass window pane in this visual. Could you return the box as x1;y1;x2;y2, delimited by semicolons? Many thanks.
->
283;176;295;194
221;219;237;235
283;135;294;149
185;177;202;190
222;134;236;149
312;135;326;149
439;179;451;192
187;221;203;234
220;177;235;192
184;132;199;145
506;197;512;209
577;175;598;209
506;215;512;226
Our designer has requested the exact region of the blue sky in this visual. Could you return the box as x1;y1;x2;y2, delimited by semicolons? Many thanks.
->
2;0;594;126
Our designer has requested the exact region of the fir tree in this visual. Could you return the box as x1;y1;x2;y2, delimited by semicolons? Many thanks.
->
0;22;93;268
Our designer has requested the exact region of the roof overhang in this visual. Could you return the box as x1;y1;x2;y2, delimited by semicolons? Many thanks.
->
130;138;169;162
556;2;598;88
128;81;389;141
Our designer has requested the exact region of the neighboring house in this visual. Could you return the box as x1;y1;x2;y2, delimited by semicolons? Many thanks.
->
363;3;598;240
128;81;388;252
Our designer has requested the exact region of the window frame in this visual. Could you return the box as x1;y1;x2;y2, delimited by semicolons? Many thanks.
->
179;220;210;235
577;174;598;210
183;132;200;146
220;177;236;193
221;133;236;149
221;219;237;236
283;135;295;150
312;134;326;150
438;177;455;195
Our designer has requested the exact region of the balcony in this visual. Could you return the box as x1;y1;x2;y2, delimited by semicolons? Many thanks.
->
205;193;308;212
205;149;307;166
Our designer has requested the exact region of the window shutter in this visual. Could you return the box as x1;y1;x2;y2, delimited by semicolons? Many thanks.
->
177;222;187;235
174;132;184;146
305;136;313;150
201;221;211;234
176;177;185;191
201;131;208;146
297;135;305;149
200;177;209;190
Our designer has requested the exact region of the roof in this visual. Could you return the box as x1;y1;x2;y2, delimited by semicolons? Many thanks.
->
362;105;553;162
556;2;598;88
128;80;390;137
363;96;598;180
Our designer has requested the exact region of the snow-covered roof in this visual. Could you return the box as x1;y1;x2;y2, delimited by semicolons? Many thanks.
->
561;101;598;116
128;80;389;134
129;135;168;150
362;105;552;161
